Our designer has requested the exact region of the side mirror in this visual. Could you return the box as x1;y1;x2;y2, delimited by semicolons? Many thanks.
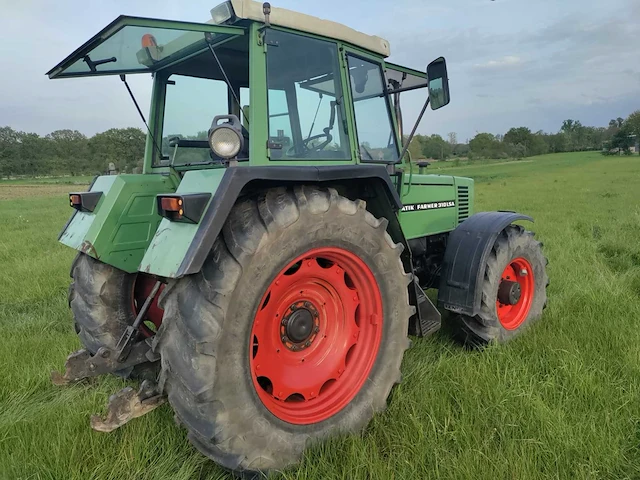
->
427;57;450;110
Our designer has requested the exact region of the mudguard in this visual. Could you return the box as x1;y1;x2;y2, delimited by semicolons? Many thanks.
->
58;174;176;273
437;211;533;317
139;165;402;278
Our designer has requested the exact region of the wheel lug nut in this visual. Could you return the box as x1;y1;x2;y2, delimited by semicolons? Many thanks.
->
314;326;320;333
281;336;287;342
304;302;311;308
305;341;311;347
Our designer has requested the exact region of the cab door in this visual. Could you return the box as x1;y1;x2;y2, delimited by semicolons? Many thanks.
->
342;50;401;164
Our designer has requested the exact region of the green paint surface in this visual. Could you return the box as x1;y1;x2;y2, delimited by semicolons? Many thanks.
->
59;176;117;250
399;173;457;239
399;173;474;239
138;169;225;277
59;174;175;272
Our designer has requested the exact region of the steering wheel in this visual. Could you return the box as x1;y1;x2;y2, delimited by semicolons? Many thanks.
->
287;130;333;157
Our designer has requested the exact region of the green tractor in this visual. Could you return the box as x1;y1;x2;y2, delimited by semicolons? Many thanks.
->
49;1;548;476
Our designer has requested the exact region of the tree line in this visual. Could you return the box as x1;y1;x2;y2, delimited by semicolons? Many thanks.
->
0;127;146;178
407;110;640;161
1;110;639;178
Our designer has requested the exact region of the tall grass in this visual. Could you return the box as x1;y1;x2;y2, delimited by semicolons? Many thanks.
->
1;151;640;479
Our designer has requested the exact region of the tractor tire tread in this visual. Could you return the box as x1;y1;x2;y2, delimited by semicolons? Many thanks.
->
454;225;549;347
156;186;412;476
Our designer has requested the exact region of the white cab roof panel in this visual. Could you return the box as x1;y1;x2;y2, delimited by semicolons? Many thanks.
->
224;0;391;57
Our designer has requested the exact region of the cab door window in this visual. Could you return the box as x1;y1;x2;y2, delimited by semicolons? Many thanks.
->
266;30;350;160
347;55;399;162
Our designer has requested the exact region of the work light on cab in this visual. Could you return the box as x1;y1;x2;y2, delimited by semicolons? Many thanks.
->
208;115;244;159
209;1;235;24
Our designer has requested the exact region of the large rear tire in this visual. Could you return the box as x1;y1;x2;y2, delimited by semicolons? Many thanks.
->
155;186;414;476
68;253;162;379
452;225;549;347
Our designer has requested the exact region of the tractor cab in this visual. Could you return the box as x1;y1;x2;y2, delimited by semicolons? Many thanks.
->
47;0;449;173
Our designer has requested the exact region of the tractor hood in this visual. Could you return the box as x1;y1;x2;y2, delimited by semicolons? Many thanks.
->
46;16;244;79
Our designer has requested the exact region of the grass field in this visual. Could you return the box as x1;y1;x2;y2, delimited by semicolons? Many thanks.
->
2;151;640;479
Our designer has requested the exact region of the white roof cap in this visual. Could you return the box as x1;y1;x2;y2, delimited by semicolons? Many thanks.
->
224;0;391;57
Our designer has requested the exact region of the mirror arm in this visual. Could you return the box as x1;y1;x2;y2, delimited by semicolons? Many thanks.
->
397;97;430;164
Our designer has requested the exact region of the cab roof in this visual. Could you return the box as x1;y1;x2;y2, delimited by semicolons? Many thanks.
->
224;0;391;57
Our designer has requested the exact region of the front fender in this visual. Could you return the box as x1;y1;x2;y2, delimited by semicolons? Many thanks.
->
437;211;533;317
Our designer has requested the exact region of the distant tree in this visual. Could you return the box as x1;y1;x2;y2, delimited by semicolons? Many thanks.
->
603;124;634;155
469;133;505;159
403;134;423;159
89;128;146;173
545;132;568;153
447;132;457;147
0;127;20;177
421;134;452;160
626;110;640;146
504;127;534;157
453;143;470;157
46;129;89;175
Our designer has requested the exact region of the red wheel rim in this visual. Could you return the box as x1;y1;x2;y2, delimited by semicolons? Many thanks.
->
496;257;535;330
132;274;164;337
250;247;383;425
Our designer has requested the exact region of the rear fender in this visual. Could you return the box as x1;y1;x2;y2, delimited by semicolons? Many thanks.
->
58;174;176;273
139;165;403;278
437;211;533;317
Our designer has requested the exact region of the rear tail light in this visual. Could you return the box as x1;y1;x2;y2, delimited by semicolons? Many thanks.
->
69;192;102;212
157;194;211;224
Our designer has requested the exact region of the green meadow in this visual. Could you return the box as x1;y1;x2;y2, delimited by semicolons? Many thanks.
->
2;151;640;479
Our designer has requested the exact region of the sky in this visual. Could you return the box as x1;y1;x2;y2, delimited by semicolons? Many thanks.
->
0;0;638;142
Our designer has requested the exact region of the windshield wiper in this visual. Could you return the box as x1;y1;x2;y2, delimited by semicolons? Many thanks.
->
83;55;117;73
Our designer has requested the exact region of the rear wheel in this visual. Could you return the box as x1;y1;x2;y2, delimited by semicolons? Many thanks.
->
69;253;163;378
452;225;548;347
155;186;414;476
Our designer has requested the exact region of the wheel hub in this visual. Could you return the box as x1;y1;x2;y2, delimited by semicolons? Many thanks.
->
250;248;383;425
280;301;319;351
495;257;535;330
498;280;521;305
286;309;313;343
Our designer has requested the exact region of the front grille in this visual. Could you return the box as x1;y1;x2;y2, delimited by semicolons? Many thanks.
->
457;186;469;224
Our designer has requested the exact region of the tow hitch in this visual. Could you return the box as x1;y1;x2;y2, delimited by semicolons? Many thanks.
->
52;281;165;431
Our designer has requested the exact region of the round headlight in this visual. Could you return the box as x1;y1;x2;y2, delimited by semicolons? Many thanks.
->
209;126;242;159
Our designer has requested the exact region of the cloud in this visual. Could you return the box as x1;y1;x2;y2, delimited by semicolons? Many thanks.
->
473;56;523;70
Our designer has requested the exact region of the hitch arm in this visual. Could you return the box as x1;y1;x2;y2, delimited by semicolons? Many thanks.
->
51;340;160;386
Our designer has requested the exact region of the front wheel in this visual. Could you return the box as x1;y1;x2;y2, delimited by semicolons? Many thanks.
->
452;225;549;347
155;186;414;476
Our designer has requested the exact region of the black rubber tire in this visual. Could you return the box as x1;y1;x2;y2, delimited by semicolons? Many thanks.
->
68;253;157;379
154;186;414;476
453;225;549;348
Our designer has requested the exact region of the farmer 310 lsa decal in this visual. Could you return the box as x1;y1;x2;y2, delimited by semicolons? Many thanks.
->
48;1;549;477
